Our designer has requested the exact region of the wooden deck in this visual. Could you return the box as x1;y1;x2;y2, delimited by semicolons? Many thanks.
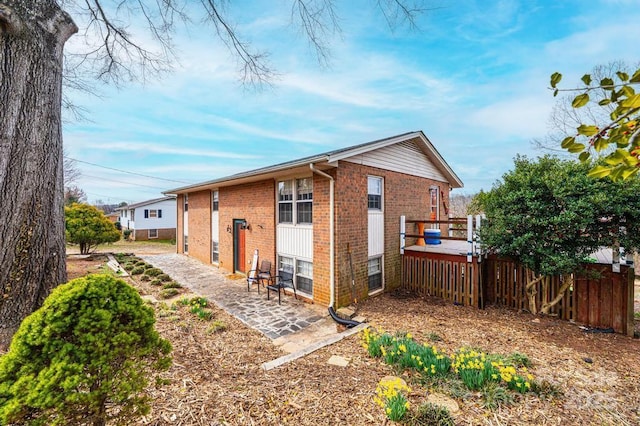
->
406;243;631;267
405;240;472;257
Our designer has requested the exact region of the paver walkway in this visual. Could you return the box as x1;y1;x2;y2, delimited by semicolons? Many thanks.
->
140;253;327;339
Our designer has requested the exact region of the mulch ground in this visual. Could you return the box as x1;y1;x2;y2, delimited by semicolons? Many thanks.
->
61;256;640;425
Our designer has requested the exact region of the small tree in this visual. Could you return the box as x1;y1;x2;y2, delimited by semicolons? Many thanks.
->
0;274;172;425
65;203;121;254
549;66;640;180
480;156;640;314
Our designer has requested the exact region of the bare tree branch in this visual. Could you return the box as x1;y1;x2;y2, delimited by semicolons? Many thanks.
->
290;0;340;68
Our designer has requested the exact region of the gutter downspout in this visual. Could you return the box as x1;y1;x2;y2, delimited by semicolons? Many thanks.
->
310;163;335;308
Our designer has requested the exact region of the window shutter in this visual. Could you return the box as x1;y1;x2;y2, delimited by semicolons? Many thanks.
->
158;209;162;218
144;209;149;218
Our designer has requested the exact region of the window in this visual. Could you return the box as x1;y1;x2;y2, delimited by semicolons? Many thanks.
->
144;209;161;218
148;229;158;239
278;181;293;223
296;259;313;294
211;240;219;263
296;178;313;224
184;194;189;212
429;186;439;220
278;177;313;224
278;256;313;295
368;257;383;292
368;176;382;210
184;235;188;253
212;190;219;211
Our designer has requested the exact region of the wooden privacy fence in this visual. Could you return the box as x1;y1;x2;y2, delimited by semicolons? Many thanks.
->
402;251;483;308
402;250;635;336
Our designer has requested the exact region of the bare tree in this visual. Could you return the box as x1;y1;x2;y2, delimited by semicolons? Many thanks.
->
0;0;431;347
63;149;81;187
64;185;87;205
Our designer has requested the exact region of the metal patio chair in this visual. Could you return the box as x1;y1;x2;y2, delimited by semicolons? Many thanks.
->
247;259;272;294
267;265;297;305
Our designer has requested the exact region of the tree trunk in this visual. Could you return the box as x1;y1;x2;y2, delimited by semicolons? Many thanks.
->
525;272;544;315
540;274;573;315
0;1;77;348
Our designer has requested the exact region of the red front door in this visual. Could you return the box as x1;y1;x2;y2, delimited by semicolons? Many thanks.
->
233;219;246;273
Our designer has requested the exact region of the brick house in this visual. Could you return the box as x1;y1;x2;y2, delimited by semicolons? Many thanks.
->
165;131;463;307
116;196;177;241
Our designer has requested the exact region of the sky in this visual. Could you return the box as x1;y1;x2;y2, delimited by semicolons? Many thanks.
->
61;0;640;205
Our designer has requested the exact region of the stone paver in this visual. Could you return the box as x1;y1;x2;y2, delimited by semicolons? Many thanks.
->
139;253;327;340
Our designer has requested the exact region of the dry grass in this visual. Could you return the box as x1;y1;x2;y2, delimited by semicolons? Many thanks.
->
60;257;640;425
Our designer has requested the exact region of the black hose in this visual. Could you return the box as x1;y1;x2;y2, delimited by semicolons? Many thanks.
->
328;306;360;328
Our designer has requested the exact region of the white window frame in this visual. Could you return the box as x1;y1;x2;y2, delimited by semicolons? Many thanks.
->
212;190;219;211
367;255;384;294
368;176;383;211
148;229;158;239
277;177;313;225
278;255;313;297
149;209;158;218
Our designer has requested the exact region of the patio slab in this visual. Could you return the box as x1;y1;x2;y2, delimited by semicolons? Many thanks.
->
139;253;331;340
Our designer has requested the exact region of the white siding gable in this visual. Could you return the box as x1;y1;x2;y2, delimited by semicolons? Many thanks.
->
132;199;177;231
342;140;447;181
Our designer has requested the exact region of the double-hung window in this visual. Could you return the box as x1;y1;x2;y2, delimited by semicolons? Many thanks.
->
278;256;313;295
212;191;219;211
296;178;313;224
278;181;294;223
368;257;383;292
278;178;312;224
144;209;162;218
296;259;313;293
368;176;382;210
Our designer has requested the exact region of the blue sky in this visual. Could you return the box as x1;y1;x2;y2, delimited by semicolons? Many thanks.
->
62;0;640;205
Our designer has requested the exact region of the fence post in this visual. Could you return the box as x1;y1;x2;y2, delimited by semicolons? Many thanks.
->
475;215;482;263
467;215;473;263
400;215;406;255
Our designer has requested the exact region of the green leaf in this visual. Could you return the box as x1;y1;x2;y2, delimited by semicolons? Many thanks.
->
616;71;629;82
621;167;640;180
578;151;590;162
577;124;599;136
567;143;586;153
598;99;611;106
560;136;575;149
594;137;609;152
630;68;640;83
553;88;559;97
621;85;636;98
550;72;562;88
581;74;592;85
600;77;615;89
621;93;640;108
572;93;589;108
587;165;611;179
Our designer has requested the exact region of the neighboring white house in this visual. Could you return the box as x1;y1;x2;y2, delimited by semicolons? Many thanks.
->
116;196;177;241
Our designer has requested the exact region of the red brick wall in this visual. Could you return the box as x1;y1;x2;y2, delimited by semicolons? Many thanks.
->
334;161;450;307
173;162;451;308
218;181;276;274
132;228;176;241
312;171;333;306
187;190;212;264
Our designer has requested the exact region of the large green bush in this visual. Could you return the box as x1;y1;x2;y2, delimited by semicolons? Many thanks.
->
0;274;172;426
